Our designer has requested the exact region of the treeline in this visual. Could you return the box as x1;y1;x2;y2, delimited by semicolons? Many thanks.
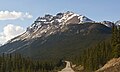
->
71;25;120;71
0;54;65;72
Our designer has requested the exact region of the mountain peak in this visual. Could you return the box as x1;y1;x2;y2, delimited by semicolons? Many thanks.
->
115;20;120;26
101;21;114;27
8;11;95;43
26;11;94;34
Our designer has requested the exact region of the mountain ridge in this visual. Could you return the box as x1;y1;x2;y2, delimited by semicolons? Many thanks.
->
0;11;115;59
8;11;94;43
7;11;118;44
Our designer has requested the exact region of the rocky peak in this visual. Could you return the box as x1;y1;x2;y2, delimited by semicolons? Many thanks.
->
9;11;94;43
26;11;94;33
101;21;114;27
115;20;120;26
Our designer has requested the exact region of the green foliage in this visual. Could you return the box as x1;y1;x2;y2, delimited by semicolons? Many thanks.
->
113;44;120;58
0;54;65;72
112;25;120;58
69;25;120;71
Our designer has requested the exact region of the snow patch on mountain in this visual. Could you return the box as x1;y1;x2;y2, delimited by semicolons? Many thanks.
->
101;21;114;27
8;11;94;43
115;20;120;26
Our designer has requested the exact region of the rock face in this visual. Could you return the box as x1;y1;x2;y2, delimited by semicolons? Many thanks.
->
96;57;120;72
101;21;114;27
8;11;94;43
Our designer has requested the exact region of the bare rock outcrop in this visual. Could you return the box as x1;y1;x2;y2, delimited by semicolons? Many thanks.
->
96;57;120;72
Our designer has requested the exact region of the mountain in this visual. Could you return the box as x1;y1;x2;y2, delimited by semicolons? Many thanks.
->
96;57;120;72
115;20;120;26
7;11;94;43
101;21;114;27
0;11;112;60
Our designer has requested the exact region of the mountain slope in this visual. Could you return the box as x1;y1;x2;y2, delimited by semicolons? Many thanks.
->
0;23;111;59
96;57;120;72
0;11;112;60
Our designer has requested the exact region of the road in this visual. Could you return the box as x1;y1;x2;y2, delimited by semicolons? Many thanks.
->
58;61;75;72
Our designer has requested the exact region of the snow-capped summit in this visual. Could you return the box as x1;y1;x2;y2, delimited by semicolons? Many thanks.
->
26;11;94;34
115;20;120;26
27;11;94;32
101;21;114;27
1;11;112;55
9;11;94;43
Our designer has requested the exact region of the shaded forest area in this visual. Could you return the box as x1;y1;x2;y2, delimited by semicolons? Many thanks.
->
71;25;120;71
0;54;65;72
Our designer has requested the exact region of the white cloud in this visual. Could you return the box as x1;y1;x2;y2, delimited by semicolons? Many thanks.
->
0;24;25;44
0;11;33;20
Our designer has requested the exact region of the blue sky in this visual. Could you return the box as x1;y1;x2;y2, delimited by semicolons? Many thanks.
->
0;0;120;44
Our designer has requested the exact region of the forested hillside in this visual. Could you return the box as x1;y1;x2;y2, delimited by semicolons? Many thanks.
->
71;25;120;71
0;54;65;72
